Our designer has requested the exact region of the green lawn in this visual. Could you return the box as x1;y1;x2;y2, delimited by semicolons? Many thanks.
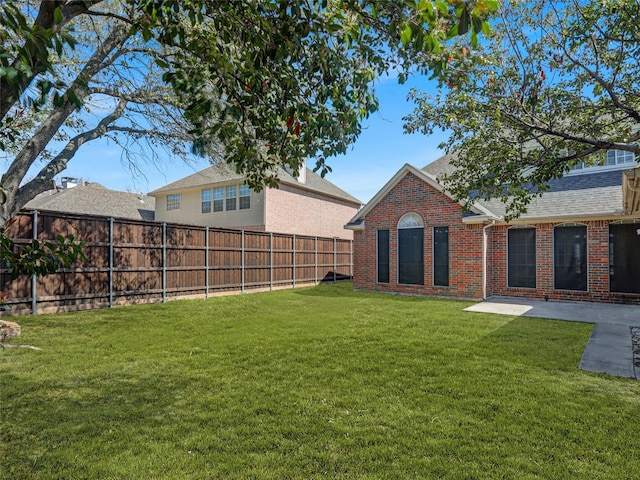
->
2;283;639;479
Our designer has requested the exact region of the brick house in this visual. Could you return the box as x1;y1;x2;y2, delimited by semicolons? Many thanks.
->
346;152;640;304
150;162;361;239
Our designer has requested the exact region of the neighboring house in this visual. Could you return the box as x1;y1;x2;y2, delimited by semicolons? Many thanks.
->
346;151;640;304
149;162;361;239
24;178;155;221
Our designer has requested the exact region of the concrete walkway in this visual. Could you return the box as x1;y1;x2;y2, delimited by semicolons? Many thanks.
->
465;296;639;379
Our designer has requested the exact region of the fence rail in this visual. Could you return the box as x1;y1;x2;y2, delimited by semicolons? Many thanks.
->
1;211;353;315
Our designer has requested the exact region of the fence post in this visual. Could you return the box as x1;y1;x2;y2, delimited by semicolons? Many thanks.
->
241;230;245;294
269;232;273;291
333;237;337;283
109;217;114;308
205;226;209;299
162;223;167;303
315;236;318;285
31;210;38;315
292;234;296;288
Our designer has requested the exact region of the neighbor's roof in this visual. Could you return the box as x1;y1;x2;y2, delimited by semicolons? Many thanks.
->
148;162;361;206
421;154;628;222
24;183;155;221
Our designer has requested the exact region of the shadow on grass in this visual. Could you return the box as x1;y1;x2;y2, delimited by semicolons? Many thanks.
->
292;282;475;306
474;316;593;372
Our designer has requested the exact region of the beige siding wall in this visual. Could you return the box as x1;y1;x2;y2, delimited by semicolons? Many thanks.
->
154;185;265;228
264;183;358;239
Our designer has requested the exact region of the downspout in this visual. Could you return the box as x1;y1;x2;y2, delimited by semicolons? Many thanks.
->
482;220;497;300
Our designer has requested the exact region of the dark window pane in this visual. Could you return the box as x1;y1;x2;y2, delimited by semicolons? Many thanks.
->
213;199;223;212
398;227;424;285
239;184;251;210
202;201;211;213
377;230;389;283
508;228;536;288
610;223;640;293
433;226;449;286
554;225;587;291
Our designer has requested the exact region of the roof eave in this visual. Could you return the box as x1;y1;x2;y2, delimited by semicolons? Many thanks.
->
492;210;639;225
344;221;365;231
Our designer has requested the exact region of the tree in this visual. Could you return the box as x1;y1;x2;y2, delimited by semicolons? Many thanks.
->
1;0;496;225
405;0;640;218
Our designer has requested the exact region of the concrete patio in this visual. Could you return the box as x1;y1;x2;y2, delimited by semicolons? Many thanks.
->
465;296;640;379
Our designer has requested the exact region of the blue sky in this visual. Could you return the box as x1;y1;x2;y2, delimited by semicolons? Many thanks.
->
60;74;447;205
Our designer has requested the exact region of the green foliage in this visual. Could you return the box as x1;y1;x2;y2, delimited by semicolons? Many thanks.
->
1;0;495;219
0;1;77;116
2;284;639;478
130;0;497;188
0;226;85;280
0;182;85;280
404;0;640;218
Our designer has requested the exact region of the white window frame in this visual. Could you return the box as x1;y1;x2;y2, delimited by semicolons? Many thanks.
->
166;193;181;211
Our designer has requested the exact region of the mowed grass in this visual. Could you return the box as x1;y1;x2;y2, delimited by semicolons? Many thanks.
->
1;283;639;479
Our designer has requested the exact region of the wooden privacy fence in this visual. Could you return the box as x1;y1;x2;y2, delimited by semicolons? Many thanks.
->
1;211;353;315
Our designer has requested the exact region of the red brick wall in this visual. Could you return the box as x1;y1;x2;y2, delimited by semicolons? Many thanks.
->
265;183;358;240
353;173;484;299
354;171;640;304
489;221;640;304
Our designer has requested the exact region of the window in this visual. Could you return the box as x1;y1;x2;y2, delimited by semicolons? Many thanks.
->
166;194;181;211
606;149;635;166
571;149;636;171
554;225;587;291
433;226;449;287
377;229;389;283
239;184;251;210
398;213;424;285
508;227;536;288
609;223;640;294
201;189;212;213
226;185;237;211
213;187;224;212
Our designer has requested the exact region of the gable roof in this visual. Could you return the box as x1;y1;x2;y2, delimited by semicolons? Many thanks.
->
148;162;361;206
25;183;155;221
347;154;638;230
345;163;495;229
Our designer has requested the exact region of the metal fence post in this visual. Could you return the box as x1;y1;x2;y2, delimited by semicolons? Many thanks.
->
205;226;209;299
269;232;273;291
31;210;38;315
162;223;167;303
333;237;337;283
109;217;114;308
292;234;296;288
315;236;318;285
241;230;245;294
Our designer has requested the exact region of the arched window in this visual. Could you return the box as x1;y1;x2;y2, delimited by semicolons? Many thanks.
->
398;213;424;229
398;213;424;285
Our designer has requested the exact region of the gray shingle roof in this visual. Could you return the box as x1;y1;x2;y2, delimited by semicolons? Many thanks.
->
148;162;361;205
421;154;626;220
25;183;155;221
